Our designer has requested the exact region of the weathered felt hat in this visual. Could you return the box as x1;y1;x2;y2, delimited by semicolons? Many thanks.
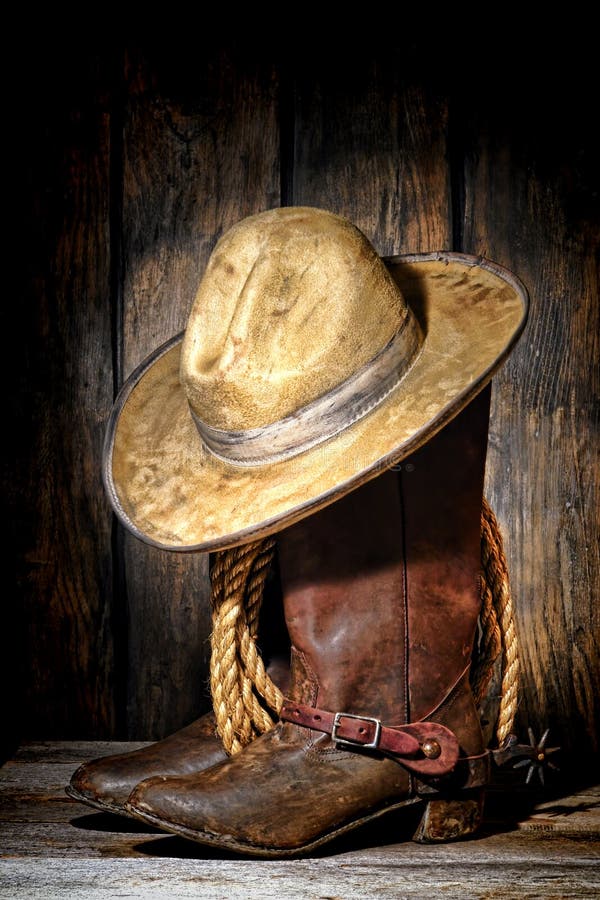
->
104;207;528;551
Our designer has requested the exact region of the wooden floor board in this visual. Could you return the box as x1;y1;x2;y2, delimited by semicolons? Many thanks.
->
12;742;149;764
0;743;598;898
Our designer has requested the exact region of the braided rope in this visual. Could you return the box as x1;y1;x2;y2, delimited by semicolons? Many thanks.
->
236;540;284;718
209;549;250;755
470;569;502;707
488;505;519;742
210;498;518;753
210;539;283;754
477;498;519;743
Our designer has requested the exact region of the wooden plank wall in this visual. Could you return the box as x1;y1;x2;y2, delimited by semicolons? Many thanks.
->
119;47;279;738
6;50;117;752
8;40;598;775
458;55;599;771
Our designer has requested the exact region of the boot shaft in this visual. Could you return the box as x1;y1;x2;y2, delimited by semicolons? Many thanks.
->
278;466;408;719
402;386;490;722
277;387;491;728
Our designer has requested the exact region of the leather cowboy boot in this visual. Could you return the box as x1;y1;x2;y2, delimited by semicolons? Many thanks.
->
66;713;228;815
124;389;490;855
67;595;289;815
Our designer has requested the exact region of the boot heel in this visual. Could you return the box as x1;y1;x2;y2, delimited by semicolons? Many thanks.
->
413;790;484;843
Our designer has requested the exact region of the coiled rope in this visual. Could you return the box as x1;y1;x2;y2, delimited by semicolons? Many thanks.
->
473;498;519;745
210;498;518;755
210;538;283;755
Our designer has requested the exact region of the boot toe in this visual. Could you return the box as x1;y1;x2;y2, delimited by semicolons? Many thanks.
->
67;760;134;812
126;771;246;844
127;775;187;828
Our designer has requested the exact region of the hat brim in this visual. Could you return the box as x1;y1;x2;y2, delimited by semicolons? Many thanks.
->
104;252;528;552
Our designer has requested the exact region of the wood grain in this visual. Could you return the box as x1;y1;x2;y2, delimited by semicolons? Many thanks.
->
291;50;451;253
0;743;598;898
119;46;280;738
12;742;148;764
3;857;599;900
8;49;117;744
458;62;600;770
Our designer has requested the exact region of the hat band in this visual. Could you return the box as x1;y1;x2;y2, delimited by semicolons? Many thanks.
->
189;317;422;467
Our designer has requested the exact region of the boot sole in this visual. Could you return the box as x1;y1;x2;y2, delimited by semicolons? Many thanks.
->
65;783;129;817
123;796;427;858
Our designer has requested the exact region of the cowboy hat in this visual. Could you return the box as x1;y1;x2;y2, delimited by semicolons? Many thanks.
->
104;207;528;551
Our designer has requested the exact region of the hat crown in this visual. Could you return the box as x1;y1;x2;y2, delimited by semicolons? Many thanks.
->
181;207;421;432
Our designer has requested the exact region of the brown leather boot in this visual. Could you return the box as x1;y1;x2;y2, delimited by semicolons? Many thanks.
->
66;713;227;815
125;390;490;855
67;624;289;814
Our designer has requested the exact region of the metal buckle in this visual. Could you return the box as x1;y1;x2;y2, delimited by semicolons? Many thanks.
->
332;712;382;750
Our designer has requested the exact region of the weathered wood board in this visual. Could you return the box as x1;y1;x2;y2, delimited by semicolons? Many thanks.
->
7;49;118;750
0;743;598;899
458;67;600;768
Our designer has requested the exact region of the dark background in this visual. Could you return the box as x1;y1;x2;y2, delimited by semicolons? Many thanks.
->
4;35;598;781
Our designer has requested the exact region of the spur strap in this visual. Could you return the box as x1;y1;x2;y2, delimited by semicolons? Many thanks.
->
280;700;460;776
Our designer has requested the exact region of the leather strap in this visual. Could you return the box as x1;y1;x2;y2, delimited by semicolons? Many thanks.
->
280;700;460;776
